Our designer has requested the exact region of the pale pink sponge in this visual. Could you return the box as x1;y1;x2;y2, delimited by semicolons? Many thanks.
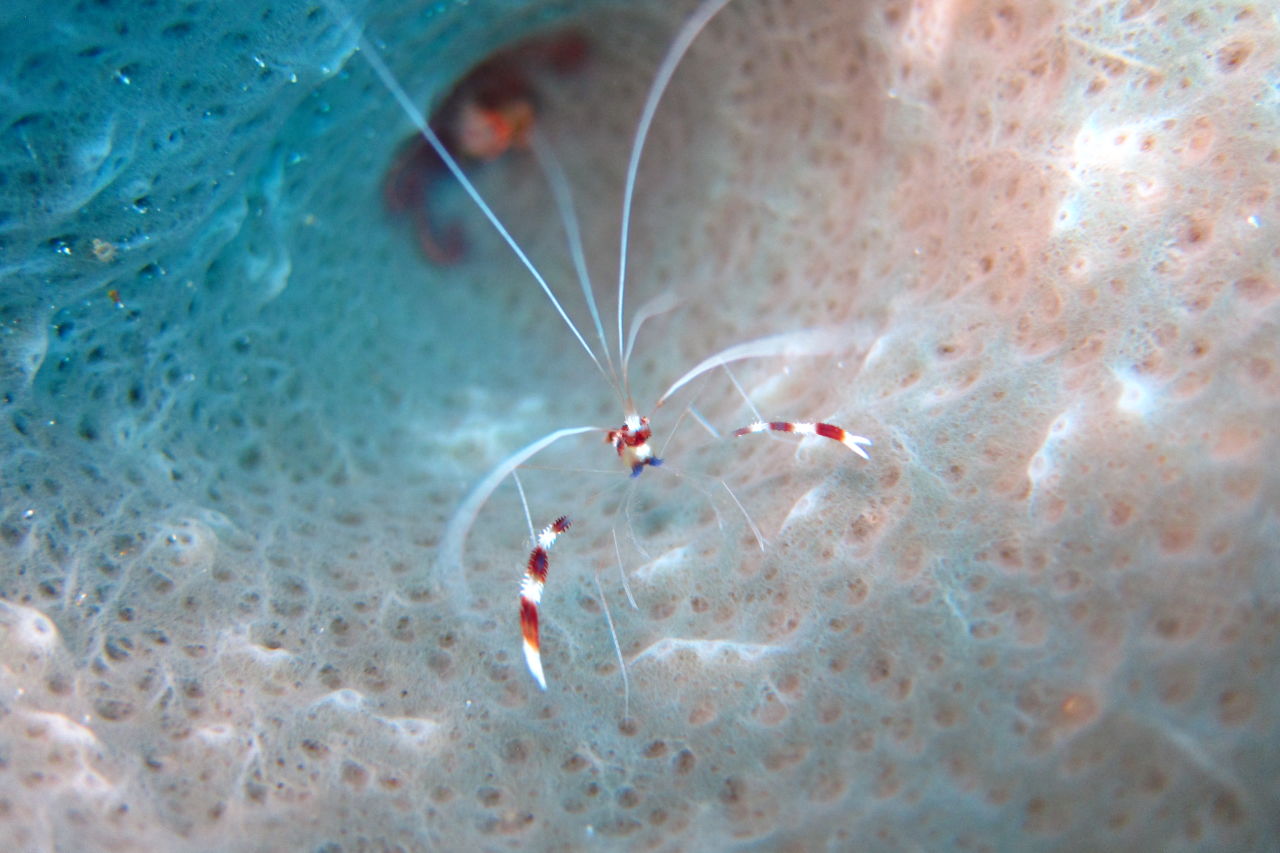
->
0;0;1275;849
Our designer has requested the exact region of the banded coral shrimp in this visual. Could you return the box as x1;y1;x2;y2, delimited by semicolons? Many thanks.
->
325;0;880;711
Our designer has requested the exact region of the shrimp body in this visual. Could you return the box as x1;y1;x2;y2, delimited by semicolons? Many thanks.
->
607;413;662;477
336;0;872;695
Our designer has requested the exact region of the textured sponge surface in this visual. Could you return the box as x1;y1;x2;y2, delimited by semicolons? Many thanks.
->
1;0;1278;850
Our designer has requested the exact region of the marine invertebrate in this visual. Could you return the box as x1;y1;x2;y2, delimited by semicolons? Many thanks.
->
1;0;1276;849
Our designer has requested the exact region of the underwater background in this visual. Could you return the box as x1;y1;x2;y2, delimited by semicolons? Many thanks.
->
1;0;1277;849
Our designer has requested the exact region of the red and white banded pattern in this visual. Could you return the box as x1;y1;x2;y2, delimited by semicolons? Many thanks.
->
732;421;872;460
606;413;662;477
519;516;571;690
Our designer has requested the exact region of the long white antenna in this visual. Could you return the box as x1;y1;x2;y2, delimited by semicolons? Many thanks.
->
594;573;630;719
656;328;845;407
615;0;737;373
530;129;622;401
622;290;679;395
321;0;609;381
512;470;536;544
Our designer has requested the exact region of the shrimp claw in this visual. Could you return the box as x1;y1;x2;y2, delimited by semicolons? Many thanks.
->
520;516;571;690
733;421;873;460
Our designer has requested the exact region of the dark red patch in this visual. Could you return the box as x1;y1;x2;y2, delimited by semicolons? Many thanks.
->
815;422;845;441
551;516;571;534
770;422;794;433
520;598;539;646
527;548;548;583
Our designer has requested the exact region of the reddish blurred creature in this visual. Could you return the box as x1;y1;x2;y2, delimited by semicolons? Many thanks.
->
383;29;590;264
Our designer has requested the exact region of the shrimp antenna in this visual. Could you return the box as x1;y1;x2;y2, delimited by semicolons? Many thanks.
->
622;290;680;404
321;0;611;384
616;0;737;380
530;129;624;405
594;572;630;719
656;328;846;407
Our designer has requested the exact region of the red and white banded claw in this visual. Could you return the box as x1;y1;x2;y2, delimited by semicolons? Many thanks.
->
519;516;571;690
732;421;872;460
